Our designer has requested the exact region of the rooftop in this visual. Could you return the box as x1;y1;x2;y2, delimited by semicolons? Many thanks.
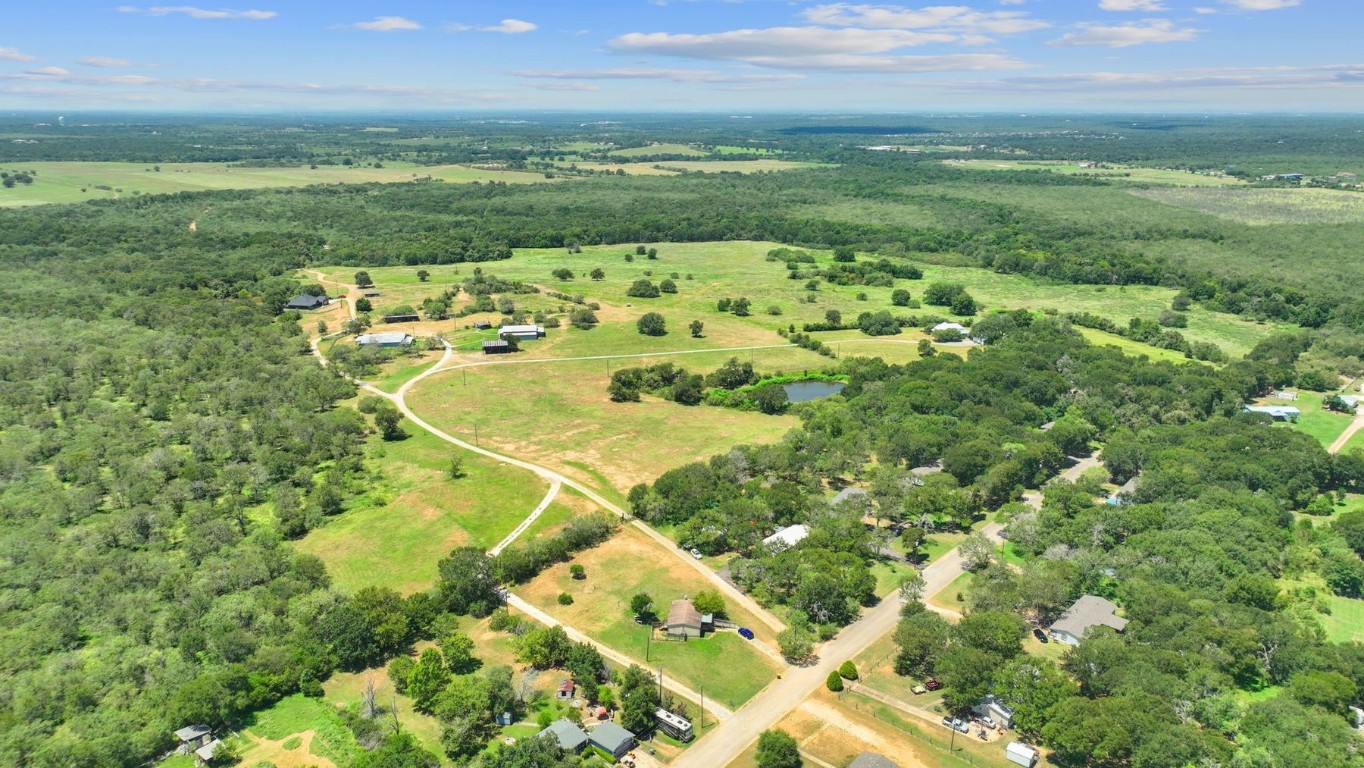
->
174;725;212;742
590;721;636;752
848;753;900;768
538;719;589;752
667;598;703;628
355;332;413;346
1051;594;1128;640
831;487;866;505
762;524;810;549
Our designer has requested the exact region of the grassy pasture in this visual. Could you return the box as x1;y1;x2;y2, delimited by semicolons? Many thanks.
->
1321;596;1364;644
555;159;826;176
1256;391;1355;447
1131;187;1364;225
296;427;555;595
0;161;554;207
946;158;1243;186
232;694;358;768
607;142;708;157
519;525;782;707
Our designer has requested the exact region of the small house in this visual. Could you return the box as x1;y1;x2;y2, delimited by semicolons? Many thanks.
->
194;738;223;766
848;753;900;768
538;719;589;753
355;332;414;348
383;313;421;324
482;340;513;355
1049;595;1128;646
1244;404;1300;422
363;290;381;298
174;725;213;753
973;694;1015;728
285;294;329;311
500;324;545;341
495;711;514;726
474;320;493;330
655;708;694;742
932;321;970;336
762;524;810;552
666;599;704;639
589;722;636;760
1005;742;1039;767
556;679;576;700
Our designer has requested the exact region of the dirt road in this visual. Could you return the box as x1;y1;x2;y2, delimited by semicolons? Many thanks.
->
1329;412;1364;454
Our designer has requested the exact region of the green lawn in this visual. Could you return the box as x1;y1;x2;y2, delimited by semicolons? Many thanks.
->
234;694;358;767
1321;595;1364;644
1258;391;1356;447
1075;327;1196;365
297;428;551;594
608;143;708;158
0;160;556;207
929;572;975;614
946;159;1244;187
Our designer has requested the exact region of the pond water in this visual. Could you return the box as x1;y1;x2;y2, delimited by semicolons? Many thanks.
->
782;381;846;403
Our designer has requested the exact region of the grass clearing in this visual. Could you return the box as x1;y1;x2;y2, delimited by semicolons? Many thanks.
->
1131;187;1364;225
1321;595;1364;644
1075;327;1195;365
0;161;555;207
946;158;1243;187
297;428;552;594
929;571;974;614
1256;391;1355;447
607;143;708;158
234;694;357;768
518;525;782;707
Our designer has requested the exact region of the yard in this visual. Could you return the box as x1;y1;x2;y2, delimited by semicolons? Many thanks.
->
518;525;783;708
1256;391;1356;447
230;694;359;768
1320;595;1364;644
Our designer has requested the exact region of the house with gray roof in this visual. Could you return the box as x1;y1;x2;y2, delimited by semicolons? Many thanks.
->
1049;595;1128;646
849;753;900;768
831;486;866;506
356;332;414;348
538;719;589;753
589;721;636;760
285;294;330;311
174;725;213;753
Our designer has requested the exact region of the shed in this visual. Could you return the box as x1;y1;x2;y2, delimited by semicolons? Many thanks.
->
482;340;513;355
666;599;704;639
1049;595;1128;646
556;678;576;700
500;324;545;340
538;719;589;753
762;524;810;552
363;290;381;298
474;320;493;330
194;739;222;766
1006;742;1039;767
655;708;694;741
356;332;414;348
174;725;213;752
589;721;636;759
285;294;329;311
849;753;900;768
383;313;421;324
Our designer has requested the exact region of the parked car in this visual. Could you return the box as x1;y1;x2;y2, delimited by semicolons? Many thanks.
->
940;716;954;728
1033;628;1050;644
911;685;927;695
738;627;755;640
924;678;943;691
952;718;970;733
689;548;704;560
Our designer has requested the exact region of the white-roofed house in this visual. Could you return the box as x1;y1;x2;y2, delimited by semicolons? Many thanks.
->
762;524;810;552
355;332;414;348
499;324;545;340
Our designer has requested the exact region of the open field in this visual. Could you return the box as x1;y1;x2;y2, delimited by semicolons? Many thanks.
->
0;161;556;207
296;427;555;595
232;694;358;768
1132;187;1364;226
946;158;1243;187
519;525;782;707
1255;391;1355;447
556;159;828;176
608;143;708;157
1075;327;1195;365
1321;595;1364;644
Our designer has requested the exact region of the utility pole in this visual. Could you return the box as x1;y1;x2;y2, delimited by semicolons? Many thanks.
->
474;422;480;446
699;685;705;734
645;624;651;662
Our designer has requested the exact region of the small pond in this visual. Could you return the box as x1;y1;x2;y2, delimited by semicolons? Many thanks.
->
782;381;846;403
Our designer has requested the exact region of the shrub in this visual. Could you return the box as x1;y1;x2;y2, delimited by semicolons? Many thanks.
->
839;661;858;680
637;312;667;336
627;279;660;298
570;564;586;579
558;593;574;605
826;671;844;692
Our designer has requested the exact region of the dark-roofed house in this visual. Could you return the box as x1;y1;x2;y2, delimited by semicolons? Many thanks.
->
174;725;213;753
538;719;589;753
483;340;513;355
1049;595;1128;646
666;598;704;639
383;313;421;324
474;320;493;330
589;722;636;760
356;332;414;348
285;294;330;311
849;753;900;768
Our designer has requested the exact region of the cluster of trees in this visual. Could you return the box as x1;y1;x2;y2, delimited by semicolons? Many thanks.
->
922;282;978;316
1066;311;1228;363
607;357;793;413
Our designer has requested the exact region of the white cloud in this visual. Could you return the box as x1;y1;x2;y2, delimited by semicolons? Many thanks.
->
613;27;962;59
79;56;134;68
801;4;1049;34
1099;0;1167;10
348;16;422;32
26;66;71;77
1194;6;1219;13
514;68;805;83
481;19;537;34
1049;19;1198;47
957;64;1364;92
1221;0;1301;9
116;6;276;19
0;46;38;62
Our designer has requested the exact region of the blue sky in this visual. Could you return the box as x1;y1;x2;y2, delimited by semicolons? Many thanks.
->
0;1;1358;111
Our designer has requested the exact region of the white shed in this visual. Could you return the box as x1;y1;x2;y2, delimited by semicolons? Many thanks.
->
1005;742;1038;767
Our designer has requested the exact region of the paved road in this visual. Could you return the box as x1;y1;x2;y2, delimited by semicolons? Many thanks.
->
507;594;734;722
671;521;1005;768
1022;453;1102;509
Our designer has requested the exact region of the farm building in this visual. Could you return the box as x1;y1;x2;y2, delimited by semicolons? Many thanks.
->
500;324;546;340
1005;742;1039;767
932;321;970;335
973;694;1015;728
762;524;810;551
356;332;414;348
383;313;421;324
285;294;330;310
363;290;381;297
474;320;493;330
482;340;513;354
194;739;223;766
538;720;589;753
655;708;694;741
831;487;866;506
1049;595;1128;646
589;722;637;760
1244;404;1300;422
174;725;213;753
848;753;900;768
556;679;575;700
666;599;704;639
